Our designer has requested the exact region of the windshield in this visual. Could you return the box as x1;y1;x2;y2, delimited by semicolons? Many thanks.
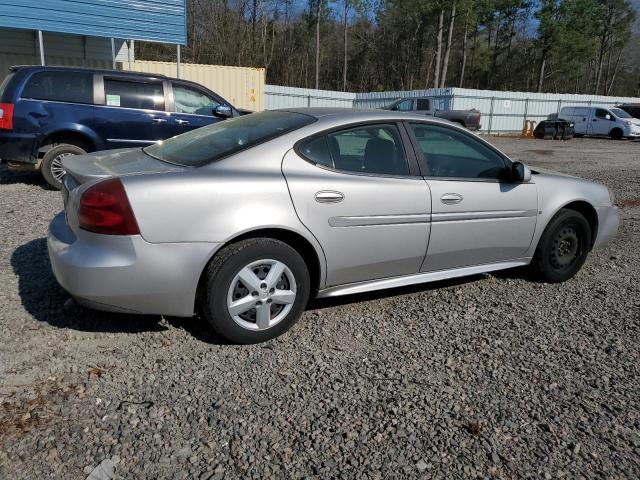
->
610;108;632;119
144;111;316;166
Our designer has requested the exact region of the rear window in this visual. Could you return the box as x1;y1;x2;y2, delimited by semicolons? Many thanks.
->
0;73;14;100
21;71;93;104
144;111;315;167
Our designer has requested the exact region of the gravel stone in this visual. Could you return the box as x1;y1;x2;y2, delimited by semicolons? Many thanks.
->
0;137;639;479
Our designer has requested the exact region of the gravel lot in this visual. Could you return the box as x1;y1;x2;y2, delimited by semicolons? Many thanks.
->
0;137;638;479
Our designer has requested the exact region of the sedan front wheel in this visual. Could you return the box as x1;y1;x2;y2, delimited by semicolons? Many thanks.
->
202;238;310;344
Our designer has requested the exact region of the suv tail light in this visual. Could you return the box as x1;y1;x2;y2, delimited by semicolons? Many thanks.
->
0;103;14;130
78;178;140;235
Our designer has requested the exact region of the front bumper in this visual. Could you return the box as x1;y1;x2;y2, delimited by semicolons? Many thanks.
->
593;205;619;250
47;211;220;317
0;131;38;163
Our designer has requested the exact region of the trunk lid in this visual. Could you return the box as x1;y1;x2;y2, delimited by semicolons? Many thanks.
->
62;147;185;185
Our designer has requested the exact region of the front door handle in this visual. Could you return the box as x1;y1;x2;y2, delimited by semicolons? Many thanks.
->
315;190;344;203
175;119;190;125
151;117;167;123
441;193;463;205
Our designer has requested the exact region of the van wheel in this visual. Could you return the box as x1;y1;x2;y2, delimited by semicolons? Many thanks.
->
40;144;86;189
201;238;310;344
609;128;623;140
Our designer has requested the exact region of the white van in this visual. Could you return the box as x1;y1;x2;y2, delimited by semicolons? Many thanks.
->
558;106;640;139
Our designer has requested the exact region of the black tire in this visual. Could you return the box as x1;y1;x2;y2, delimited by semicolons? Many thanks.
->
532;209;592;283
201;238;310;344
40;143;86;190
609;128;623;140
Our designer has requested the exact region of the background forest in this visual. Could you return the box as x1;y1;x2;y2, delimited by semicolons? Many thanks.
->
138;0;640;96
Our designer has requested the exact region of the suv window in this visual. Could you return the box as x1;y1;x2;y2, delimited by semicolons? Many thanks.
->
416;99;430;110
104;79;164;110
173;84;219;115
21;71;93;104
410;123;506;179
323;124;409;175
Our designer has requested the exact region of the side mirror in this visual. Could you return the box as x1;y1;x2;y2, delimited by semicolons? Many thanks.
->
605;114;611;120
213;105;233;119
512;161;532;183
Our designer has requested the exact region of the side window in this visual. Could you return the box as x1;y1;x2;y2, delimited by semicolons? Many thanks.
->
21;71;93;104
299;136;333;167
394;99;413;111
325;124;409;176
595;108;610;120
410;123;506;179
416;99;430;110
173;84;220;115
104;79;164;110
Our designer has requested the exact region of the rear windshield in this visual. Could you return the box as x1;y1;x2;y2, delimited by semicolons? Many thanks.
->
21;71;93;104
0;73;14;100
144;111;316;167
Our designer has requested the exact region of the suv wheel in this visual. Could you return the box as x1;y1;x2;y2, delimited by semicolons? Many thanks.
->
41;143;86;189
201;238;310;344
532;208;592;283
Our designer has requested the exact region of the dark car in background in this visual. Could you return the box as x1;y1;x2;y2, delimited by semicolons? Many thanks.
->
0;66;242;188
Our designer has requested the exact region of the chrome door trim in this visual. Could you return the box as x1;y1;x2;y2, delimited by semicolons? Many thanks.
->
317;258;531;297
329;213;431;227
431;209;538;223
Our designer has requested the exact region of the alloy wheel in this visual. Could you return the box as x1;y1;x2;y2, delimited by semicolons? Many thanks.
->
50;152;71;182
226;259;297;331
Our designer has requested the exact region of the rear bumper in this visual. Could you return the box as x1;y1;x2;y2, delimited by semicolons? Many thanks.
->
47;211;220;317
593;205;619;249
0;131;37;163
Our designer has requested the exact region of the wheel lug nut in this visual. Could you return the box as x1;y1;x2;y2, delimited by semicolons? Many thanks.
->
266;299;272;304
256;300;262;306
252;291;259;297
260;282;267;290
269;288;275;294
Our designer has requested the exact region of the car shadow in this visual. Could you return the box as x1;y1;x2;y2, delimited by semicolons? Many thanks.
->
0;163;48;187
10;237;230;344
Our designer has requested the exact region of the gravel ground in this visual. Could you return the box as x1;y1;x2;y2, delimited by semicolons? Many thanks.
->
0;137;638;479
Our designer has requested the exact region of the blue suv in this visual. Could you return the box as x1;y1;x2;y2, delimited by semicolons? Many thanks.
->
0;65;241;188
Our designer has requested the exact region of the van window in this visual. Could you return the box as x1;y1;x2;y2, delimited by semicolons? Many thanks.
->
104;79;164;111
416;99;431;110
21;71;93;104
595;109;610;119
173;84;219;115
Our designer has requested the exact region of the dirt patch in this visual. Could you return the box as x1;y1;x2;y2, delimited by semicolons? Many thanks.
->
620;199;640;208
524;149;555;155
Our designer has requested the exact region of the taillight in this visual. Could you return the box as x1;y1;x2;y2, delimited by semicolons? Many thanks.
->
0;103;14;130
78;178;140;235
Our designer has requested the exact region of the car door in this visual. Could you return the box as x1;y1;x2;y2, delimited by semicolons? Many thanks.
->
169;82;225;136
406;122;538;272
93;76;171;149
590;108;612;136
282;122;431;287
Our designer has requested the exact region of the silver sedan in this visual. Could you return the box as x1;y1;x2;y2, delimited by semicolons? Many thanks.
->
48;109;619;343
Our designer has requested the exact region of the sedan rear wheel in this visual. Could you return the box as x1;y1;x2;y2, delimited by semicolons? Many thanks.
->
202;238;310;344
533;208;591;283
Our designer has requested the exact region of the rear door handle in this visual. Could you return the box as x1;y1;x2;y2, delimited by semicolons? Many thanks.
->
151;118;167;123
441;193;463;205
175;119;190;125
315;191;344;203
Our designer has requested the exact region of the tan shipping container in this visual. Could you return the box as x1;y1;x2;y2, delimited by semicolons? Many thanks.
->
127;60;265;112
